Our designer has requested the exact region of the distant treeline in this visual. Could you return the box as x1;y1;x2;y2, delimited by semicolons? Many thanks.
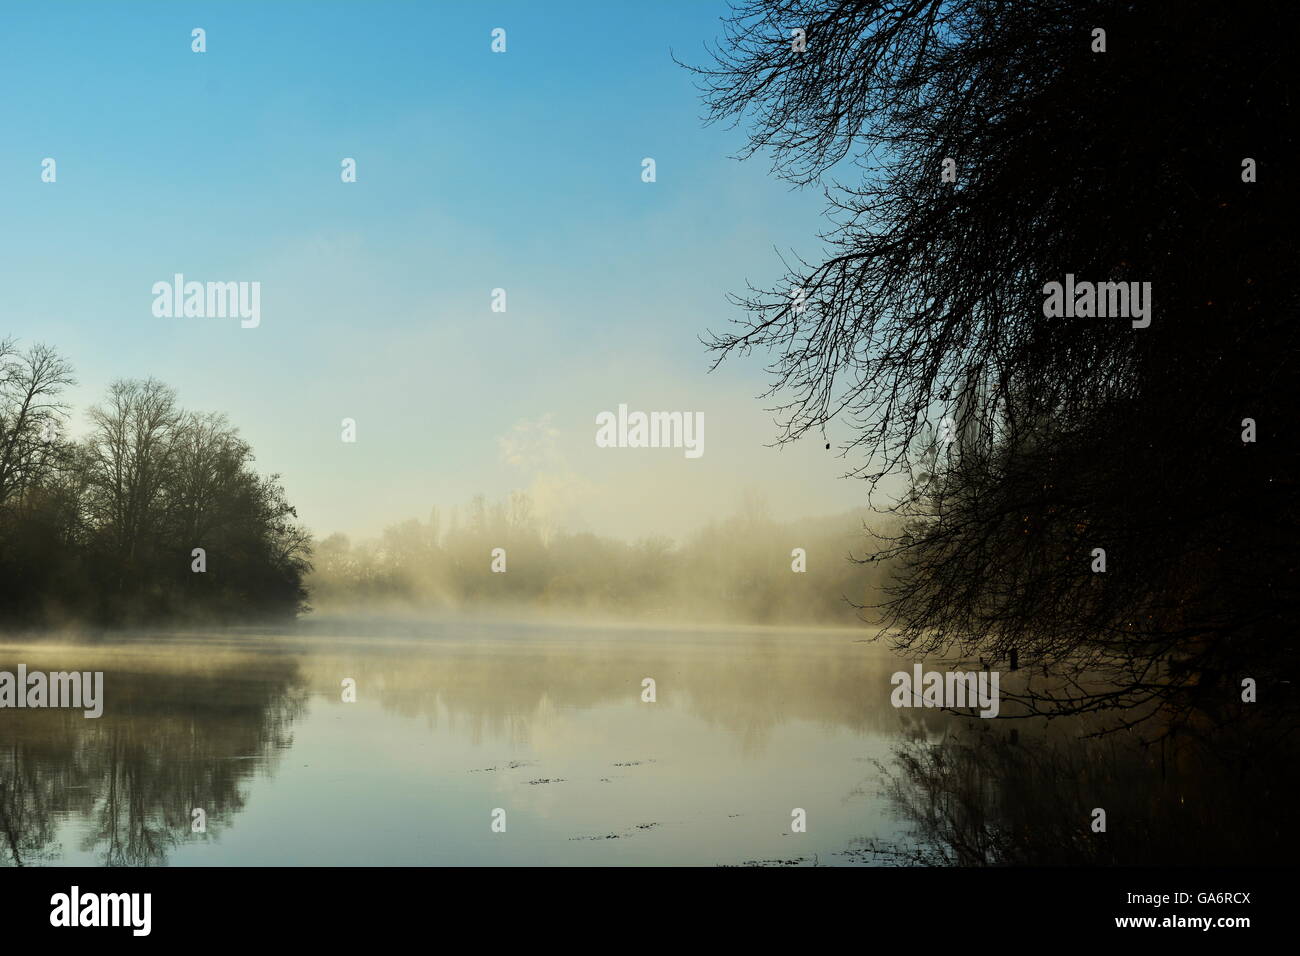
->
0;339;311;627
309;494;896;625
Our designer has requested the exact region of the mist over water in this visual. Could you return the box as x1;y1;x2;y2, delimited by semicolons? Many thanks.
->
307;500;897;628
3;614;1289;866
1;620;920;866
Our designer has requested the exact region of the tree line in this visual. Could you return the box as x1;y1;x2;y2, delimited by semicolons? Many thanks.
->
310;493;894;625
0;338;311;627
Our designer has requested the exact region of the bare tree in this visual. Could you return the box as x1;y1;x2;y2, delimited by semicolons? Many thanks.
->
688;0;1299;730
0;339;76;507
84;379;182;571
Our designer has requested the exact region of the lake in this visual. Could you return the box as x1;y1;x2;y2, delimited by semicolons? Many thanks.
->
0;617;951;866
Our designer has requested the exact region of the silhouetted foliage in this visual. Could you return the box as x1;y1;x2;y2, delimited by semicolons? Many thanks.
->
692;0;1298;730
0;340;311;627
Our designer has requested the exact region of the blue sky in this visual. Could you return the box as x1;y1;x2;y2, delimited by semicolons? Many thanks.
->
1;1;873;541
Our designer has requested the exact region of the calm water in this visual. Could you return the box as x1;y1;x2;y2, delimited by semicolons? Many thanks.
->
0;618;946;866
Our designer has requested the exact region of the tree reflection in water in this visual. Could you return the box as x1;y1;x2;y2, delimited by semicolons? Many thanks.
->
859;711;1299;865
0;652;305;866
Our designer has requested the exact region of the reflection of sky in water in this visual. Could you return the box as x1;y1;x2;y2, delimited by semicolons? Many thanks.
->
2;624;923;866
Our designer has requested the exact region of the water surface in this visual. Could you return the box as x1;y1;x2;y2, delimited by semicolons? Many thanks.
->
1;619;934;866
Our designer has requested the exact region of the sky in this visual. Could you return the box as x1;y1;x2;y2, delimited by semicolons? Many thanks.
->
0;1;876;542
